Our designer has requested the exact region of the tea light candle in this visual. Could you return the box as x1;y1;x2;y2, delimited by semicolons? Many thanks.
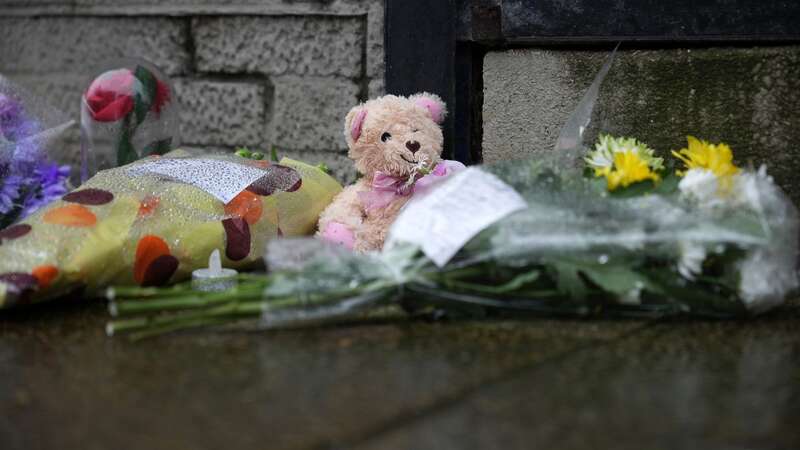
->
192;249;238;292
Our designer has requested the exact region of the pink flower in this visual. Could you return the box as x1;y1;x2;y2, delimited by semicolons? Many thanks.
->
84;69;135;122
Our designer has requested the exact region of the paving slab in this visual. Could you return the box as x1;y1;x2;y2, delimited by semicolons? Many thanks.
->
357;301;800;450
0;300;647;450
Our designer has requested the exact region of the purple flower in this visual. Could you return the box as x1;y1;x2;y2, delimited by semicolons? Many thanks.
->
0;172;23;215
1;90;72;228
19;162;70;217
0;93;30;142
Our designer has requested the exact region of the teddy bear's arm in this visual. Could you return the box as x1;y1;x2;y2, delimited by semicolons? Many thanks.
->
317;183;366;233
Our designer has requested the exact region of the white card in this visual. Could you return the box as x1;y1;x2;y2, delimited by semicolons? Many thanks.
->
386;167;528;267
128;158;267;204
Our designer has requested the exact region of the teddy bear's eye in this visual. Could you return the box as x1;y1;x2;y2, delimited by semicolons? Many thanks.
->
381;132;392;142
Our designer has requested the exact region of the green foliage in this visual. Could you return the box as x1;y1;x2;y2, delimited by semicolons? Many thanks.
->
132;66;157;126
234;147;252;159
116;117;138;166
142;138;173;157
546;260;587;301
608;179;659;198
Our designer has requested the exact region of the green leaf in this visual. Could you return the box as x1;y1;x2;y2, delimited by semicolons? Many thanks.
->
116;116;138;166
580;264;662;298
132;93;148;126
142;138;173;157
117;127;138;166
270;146;280;162
443;270;540;295
653;173;680;195
549;261;588;301
714;212;768;241
132;66;157;125
644;269;746;316
609;179;658;198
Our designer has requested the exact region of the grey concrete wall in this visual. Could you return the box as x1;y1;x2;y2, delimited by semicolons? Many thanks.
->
483;47;800;204
0;0;385;183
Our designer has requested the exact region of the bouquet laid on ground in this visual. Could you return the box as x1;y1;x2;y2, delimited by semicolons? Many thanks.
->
0;149;341;307
103;51;798;338
1;76;73;229
105;132;798;338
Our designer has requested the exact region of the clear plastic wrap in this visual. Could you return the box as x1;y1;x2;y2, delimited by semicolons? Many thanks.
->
80;59;179;181
1;75;75;226
104;157;798;337
0;75;75;160
247;152;797;329
0;150;341;307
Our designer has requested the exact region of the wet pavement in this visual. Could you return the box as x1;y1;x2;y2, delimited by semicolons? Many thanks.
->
0;298;798;450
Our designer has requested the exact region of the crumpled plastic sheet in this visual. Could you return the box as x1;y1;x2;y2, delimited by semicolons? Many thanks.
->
0;75;75;172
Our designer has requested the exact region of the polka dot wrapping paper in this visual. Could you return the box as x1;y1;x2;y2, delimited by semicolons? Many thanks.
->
0;150;342;308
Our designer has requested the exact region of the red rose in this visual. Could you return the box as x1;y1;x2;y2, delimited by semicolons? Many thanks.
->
151;79;171;115
84;69;135;122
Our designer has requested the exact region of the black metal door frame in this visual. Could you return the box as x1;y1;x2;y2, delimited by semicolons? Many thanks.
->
385;0;800;164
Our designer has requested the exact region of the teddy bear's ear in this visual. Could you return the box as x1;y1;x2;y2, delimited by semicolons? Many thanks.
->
345;107;368;142
411;92;447;124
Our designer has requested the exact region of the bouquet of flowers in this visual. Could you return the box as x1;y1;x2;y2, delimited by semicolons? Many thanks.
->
104;132;797;338
103;51;798;338
0;76;72;229
0;149;341;308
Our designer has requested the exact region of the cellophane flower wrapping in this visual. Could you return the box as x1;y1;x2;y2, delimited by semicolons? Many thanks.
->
253;148;797;330
0;149;341;307
1;75;75;226
0;75;74;158
80;60;179;181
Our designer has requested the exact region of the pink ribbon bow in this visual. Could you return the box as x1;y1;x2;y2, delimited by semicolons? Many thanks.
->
358;160;466;211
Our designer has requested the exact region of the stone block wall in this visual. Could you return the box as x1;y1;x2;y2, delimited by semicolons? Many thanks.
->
0;0;385;184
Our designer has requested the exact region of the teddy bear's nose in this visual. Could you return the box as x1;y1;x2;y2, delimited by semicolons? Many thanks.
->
405;141;421;153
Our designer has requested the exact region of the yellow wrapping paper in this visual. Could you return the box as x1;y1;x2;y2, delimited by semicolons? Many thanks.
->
0;151;342;307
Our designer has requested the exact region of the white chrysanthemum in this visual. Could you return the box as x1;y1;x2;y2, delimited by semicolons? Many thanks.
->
732;164;773;211
677;241;706;280
585;134;664;171
738;249;796;312
678;168;724;208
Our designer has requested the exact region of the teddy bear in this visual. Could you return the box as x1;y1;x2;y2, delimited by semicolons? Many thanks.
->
317;93;465;252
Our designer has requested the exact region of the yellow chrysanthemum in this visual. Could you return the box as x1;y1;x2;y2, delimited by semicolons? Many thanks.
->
672;136;740;178
586;134;664;172
597;150;661;191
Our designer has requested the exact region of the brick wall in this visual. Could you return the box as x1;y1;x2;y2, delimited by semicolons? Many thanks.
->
0;0;385;183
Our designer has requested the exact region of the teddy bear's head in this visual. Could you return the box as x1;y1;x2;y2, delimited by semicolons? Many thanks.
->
343;93;446;179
